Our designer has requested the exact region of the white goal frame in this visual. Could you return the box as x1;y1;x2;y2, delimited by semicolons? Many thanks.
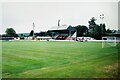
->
102;36;117;48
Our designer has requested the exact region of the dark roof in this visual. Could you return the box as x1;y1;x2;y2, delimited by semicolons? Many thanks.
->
49;25;69;30
49;25;76;31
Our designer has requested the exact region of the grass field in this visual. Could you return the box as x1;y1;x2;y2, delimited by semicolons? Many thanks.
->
2;41;119;78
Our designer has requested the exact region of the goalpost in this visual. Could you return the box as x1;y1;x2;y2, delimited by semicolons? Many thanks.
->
102;36;117;48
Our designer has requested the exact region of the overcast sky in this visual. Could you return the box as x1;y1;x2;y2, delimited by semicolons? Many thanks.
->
1;2;118;34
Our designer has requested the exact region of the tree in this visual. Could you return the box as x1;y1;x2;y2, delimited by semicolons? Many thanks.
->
106;28;112;33
88;17;97;29
5;28;17;37
19;34;24;40
100;24;106;35
38;31;48;36
29;30;34;36
76;25;88;37
88;17;106;39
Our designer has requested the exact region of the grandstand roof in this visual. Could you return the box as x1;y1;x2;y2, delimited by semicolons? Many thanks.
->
49;25;69;30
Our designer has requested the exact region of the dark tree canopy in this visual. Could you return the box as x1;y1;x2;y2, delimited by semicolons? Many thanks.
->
19;34;24;39
106;28;112;33
29;30;34;36
88;17;97;29
88;17;106;39
5;28;17;37
90;17;97;23
38;32;48;36
100;24;106;35
76;25;88;37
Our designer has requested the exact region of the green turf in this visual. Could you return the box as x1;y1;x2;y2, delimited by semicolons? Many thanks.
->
2;41;119;78
0;41;2;79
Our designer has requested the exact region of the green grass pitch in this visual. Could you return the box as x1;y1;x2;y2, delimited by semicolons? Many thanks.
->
2;41;119;78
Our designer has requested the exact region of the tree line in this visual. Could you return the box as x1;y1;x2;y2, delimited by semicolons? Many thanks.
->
2;17;118;40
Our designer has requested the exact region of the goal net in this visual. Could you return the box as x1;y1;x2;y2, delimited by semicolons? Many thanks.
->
102;37;117;48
